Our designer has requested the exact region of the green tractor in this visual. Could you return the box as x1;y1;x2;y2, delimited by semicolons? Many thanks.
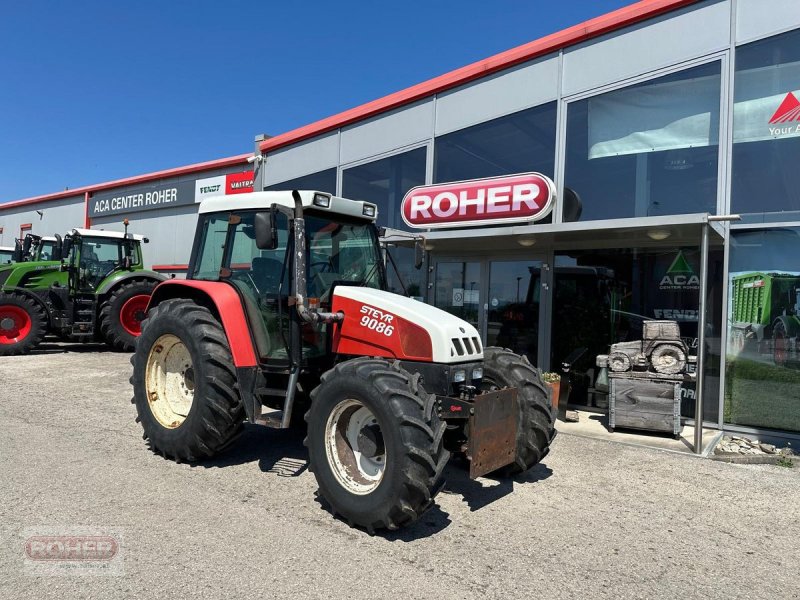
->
730;272;800;367
0;224;165;355
7;233;60;264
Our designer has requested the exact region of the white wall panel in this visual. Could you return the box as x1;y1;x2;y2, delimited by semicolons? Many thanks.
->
562;0;730;97
435;55;559;135
264;132;339;185
340;100;433;165
736;0;800;43
0;196;84;247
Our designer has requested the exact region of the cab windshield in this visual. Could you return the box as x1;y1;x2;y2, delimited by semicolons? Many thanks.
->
0;249;13;264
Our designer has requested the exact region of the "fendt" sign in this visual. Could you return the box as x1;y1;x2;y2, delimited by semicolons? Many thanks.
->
400;173;556;229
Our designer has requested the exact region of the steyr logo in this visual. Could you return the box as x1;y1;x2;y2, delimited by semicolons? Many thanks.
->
659;251;699;290
769;92;800;125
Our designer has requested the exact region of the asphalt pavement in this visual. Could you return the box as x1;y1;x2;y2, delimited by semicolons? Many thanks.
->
1;342;798;599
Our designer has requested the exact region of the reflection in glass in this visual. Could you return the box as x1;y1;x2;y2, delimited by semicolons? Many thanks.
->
265;168;337;194
435;261;481;332
342;148;427;298
731;28;800;221
487;260;542;363
726;228;800;433
564;62;721;221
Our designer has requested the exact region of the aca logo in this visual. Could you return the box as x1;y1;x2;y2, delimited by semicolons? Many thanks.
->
659;251;700;290
768;92;800;137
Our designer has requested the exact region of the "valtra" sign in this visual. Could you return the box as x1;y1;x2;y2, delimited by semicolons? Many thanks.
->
400;173;556;229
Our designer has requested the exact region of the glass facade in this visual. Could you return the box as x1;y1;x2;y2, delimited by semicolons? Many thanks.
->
342;148;427;298
265;168;337;194
565;62;721;222
434;103;557;181
551;246;723;421
731;29;800;222
725;228;800;433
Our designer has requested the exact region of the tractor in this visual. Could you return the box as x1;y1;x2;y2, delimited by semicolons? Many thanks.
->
8;233;60;263
730;272;800;367
131;190;556;532
0;224;165;355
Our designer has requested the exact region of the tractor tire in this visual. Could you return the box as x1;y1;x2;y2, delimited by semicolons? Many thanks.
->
0;292;47;356
608;351;632;372
305;357;449;532
481;347;555;476
650;344;686;375
100;280;158;351
131;299;244;462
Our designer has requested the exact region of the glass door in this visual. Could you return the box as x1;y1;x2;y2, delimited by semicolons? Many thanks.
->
433;260;482;333
432;255;549;368
486;259;545;365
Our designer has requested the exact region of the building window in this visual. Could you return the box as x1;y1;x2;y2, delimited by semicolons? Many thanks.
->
731;29;800;222
726;228;800;433
342;147;427;298
564;62;721;222
265;168;337;194
433;103;557;184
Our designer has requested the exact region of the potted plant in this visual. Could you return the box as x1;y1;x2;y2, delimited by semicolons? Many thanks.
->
542;372;561;413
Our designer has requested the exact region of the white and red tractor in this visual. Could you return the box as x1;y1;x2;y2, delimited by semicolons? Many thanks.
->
131;190;555;532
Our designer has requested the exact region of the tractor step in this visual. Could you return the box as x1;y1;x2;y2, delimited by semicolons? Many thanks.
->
255;387;287;398
255;409;285;428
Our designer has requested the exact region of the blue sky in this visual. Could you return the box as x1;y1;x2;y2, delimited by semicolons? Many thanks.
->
0;0;633;201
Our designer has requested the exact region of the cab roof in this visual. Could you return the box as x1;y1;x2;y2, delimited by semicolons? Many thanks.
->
198;190;378;223
71;228;145;241
0;246;14;251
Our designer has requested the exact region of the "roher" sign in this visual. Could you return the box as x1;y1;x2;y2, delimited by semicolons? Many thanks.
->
400;172;556;229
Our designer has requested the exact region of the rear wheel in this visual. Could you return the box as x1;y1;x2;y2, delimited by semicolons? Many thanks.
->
306;358;449;532
650;344;686;375
131;299;244;461
481;347;555;476
100;280;158;351
0;292;46;356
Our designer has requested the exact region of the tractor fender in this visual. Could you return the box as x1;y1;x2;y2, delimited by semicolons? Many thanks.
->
96;270;166;296
0;286;51;320
147;280;258;367
773;315;800;338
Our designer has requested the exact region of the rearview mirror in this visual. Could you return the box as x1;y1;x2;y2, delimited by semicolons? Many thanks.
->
414;238;425;270
61;236;73;261
13;239;23;262
53;234;63;261
254;211;277;250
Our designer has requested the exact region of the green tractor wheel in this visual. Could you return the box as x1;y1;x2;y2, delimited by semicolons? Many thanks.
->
100;280;158;351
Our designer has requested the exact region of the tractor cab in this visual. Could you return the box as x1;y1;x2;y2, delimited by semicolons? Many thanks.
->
62;228;148;291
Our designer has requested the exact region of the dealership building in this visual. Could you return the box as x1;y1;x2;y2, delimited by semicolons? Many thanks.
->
2;0;800;442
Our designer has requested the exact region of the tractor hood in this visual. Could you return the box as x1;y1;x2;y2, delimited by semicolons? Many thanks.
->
331;286;483;364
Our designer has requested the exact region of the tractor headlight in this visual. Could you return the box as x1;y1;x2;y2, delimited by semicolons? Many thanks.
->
471;368;483;380
362;203;376;218
453;369;466;383
313;193;331;208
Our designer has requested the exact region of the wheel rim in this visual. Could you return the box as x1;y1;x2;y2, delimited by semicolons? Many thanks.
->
324;399;386;495
120;295;150;337
0;305;32;345
145;334;195;429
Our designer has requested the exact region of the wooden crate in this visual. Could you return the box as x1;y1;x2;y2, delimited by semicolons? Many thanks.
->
609;376;682;437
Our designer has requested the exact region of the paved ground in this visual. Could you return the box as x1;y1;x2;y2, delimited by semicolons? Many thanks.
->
1;342;799;599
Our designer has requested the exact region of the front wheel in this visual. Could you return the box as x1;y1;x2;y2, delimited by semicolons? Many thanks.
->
481;347;555;475
131;299;244;462
306;358;449;532
101;280;158;351
0;292;46;356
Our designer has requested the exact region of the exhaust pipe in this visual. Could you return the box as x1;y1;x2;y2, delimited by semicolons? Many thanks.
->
291;191;343;326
